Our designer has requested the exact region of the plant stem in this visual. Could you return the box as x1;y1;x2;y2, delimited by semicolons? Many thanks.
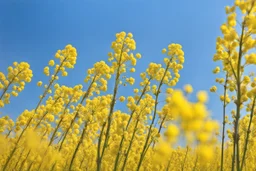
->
181;146;189;171
240;97;256;170
221;74;228;171
58;76;95;151
97;43;124;171
136;60;170;171
69;122;88;171
113;79;151;171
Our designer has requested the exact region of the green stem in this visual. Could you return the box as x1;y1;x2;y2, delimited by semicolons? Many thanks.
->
18;150;31;171
152;114;167;148
2;57;67;170
166;157;172;171
97;122;106;171
181;146;189;171
240;97;256;170
192;155;198;171
121;107;148;171
113;79;151;171
69;122;88;171
221;74;228;171
13;148;26;170
136;60;171;171
232;5;255;171
34;96;61;130
58;76;95;151
121;118;140;171
97;43;124;171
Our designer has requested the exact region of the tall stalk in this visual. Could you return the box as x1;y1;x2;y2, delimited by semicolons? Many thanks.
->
232;16;246;171
120;108;147;171
136;60;171;171
69;122;88;171
113;79;151;171
240;97;256;170
2;57;66;171
58;76;95;151
48;96;73;146
34;96;61;130
97;43;124;171
232;5;255;171
181;146;189;171
221;74;228;171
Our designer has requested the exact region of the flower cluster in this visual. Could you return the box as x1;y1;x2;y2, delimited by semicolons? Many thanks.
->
0;62;33;108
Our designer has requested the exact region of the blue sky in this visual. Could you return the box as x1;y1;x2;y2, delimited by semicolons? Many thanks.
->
0;0;234;122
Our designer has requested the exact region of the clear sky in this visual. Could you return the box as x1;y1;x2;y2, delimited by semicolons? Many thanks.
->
0;0;234;121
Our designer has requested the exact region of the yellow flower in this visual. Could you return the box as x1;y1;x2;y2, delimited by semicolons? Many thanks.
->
130;68;135;72
135;53;141;59
0;100;4;108
213;66;220;74
184;84;193;94
48;60;55;66
44;66;50;76
119;96;126;102
162;48;167;54
133;89;139;93
126;77;135;85
37;81;43;87
164;124;179;142
197;145;214;162
210;86;217;92
127;32;133;38
197;91;208;103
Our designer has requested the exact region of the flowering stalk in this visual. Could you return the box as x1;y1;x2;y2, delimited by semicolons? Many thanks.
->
68;122;88;170
136;60;171;171
34;96;61;130
120;106;148;171
113;79;151;171
232;18;245;171
97;42;124;171
2;45;77;171
0;70;23;100
48;95;73;146
58;76;95;151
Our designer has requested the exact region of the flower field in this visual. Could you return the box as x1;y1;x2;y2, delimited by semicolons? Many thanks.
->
1;0;256;171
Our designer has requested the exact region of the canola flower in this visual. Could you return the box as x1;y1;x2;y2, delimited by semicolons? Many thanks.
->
0;31;218;171
0;1;256;170
212;0;256;171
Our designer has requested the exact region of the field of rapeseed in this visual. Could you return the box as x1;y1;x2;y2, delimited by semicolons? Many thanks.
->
1;0;256;171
